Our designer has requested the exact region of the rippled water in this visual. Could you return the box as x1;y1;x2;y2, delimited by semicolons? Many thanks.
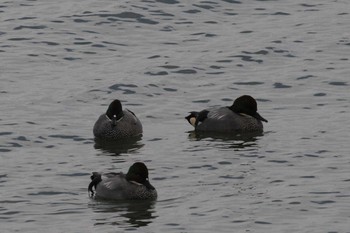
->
1;0;349;232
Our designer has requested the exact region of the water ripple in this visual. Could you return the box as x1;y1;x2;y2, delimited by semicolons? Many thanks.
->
1;0;350;232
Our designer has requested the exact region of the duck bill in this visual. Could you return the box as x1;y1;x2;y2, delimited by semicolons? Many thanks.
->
143;180;155;190
253;112;268;123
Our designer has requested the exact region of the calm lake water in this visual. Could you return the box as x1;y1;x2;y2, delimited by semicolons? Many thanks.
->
1;0;349;232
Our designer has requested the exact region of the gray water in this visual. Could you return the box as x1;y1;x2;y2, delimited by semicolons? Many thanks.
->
1;0;349;232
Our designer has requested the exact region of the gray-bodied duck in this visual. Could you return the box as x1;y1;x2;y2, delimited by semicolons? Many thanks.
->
93;99;143;140
88;162;157;200
186;95;268;133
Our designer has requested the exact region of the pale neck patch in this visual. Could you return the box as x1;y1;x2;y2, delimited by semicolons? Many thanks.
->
114;115;123;122
239;113;251;118
130;181;143;186
105;114;123;122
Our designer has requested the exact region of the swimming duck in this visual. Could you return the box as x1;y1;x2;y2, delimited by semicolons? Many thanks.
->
88;162;157;200
185;95;268;133
93;99;143;140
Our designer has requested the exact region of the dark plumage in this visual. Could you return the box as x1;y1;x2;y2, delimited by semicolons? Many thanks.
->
88;162;157;200
186;95;267;133
93;99;143;140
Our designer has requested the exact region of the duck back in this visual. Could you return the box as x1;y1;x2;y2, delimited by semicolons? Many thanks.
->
94;173;157;200
93;109;143;140
196;107;263;133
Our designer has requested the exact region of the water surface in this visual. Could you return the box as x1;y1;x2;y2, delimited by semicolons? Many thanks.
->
1;0;349;232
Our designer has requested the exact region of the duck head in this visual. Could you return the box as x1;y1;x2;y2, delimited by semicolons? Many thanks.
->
185;111;199;127
229;95;268;123
126;162;155;190
106;99;124;126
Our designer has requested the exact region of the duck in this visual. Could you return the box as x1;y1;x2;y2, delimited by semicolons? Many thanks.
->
185;95;268;133
88;162;157;200
93;99;143;140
